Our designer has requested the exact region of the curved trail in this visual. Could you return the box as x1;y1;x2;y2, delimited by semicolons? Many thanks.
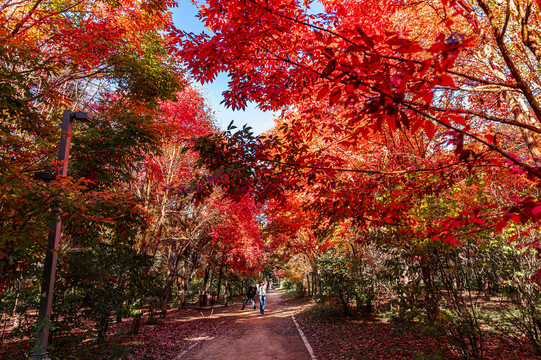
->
181;291;314;360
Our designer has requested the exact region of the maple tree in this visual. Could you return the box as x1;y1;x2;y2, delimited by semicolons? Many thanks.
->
0;0;182;288
0;0;210;351
178;1;541;355
264;194;337;297
123;85;267;314
0;0;270;341
208;195;266;274
178;0;541;255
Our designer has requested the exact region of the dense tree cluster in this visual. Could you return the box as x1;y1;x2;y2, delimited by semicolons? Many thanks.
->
181;0;541;357
3;0;541;358
0;0;266;354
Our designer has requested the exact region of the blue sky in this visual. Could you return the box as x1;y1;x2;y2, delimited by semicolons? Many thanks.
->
171;0;277;135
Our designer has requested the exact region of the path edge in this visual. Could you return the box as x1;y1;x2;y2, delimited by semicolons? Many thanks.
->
175;341;200;359
292;314;317;360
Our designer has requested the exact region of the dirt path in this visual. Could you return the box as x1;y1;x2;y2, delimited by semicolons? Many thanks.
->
181;290;314;360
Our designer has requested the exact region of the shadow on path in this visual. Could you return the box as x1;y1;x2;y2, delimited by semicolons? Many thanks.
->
181;290;313;360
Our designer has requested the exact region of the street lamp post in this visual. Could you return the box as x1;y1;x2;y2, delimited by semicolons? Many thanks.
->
30;110;91;360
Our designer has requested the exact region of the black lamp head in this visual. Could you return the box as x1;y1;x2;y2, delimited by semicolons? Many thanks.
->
73;112;92;122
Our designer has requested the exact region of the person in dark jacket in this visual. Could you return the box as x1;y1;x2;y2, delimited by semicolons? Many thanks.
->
240;285;256;310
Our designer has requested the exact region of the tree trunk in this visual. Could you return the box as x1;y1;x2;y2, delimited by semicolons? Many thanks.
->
216;264;223;301
12;281;21;328
161;246;180;317
208;266;215;291
224;265;229;307
313;269;321;299
130;313;142;335
203;266;210;291
178;265;188;309
481;44;541;168
421;264;439;325
312;272;317;298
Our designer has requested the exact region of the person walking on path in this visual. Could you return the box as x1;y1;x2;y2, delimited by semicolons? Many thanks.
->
257;280;268;316
240;285;256;310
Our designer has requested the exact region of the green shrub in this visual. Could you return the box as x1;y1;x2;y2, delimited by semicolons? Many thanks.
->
53;242;158;343
317;250;360;316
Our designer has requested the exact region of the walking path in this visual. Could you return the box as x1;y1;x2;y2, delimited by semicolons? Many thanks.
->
179;290;314;360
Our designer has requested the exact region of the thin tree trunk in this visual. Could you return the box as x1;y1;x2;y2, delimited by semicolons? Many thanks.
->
421;264;439;325
161;245;180;317
217;264;223;301
12;281;21;328
224;265;229;307
178;263;195;309
481;43;541;168
203;267;209;291
208;266;215;292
